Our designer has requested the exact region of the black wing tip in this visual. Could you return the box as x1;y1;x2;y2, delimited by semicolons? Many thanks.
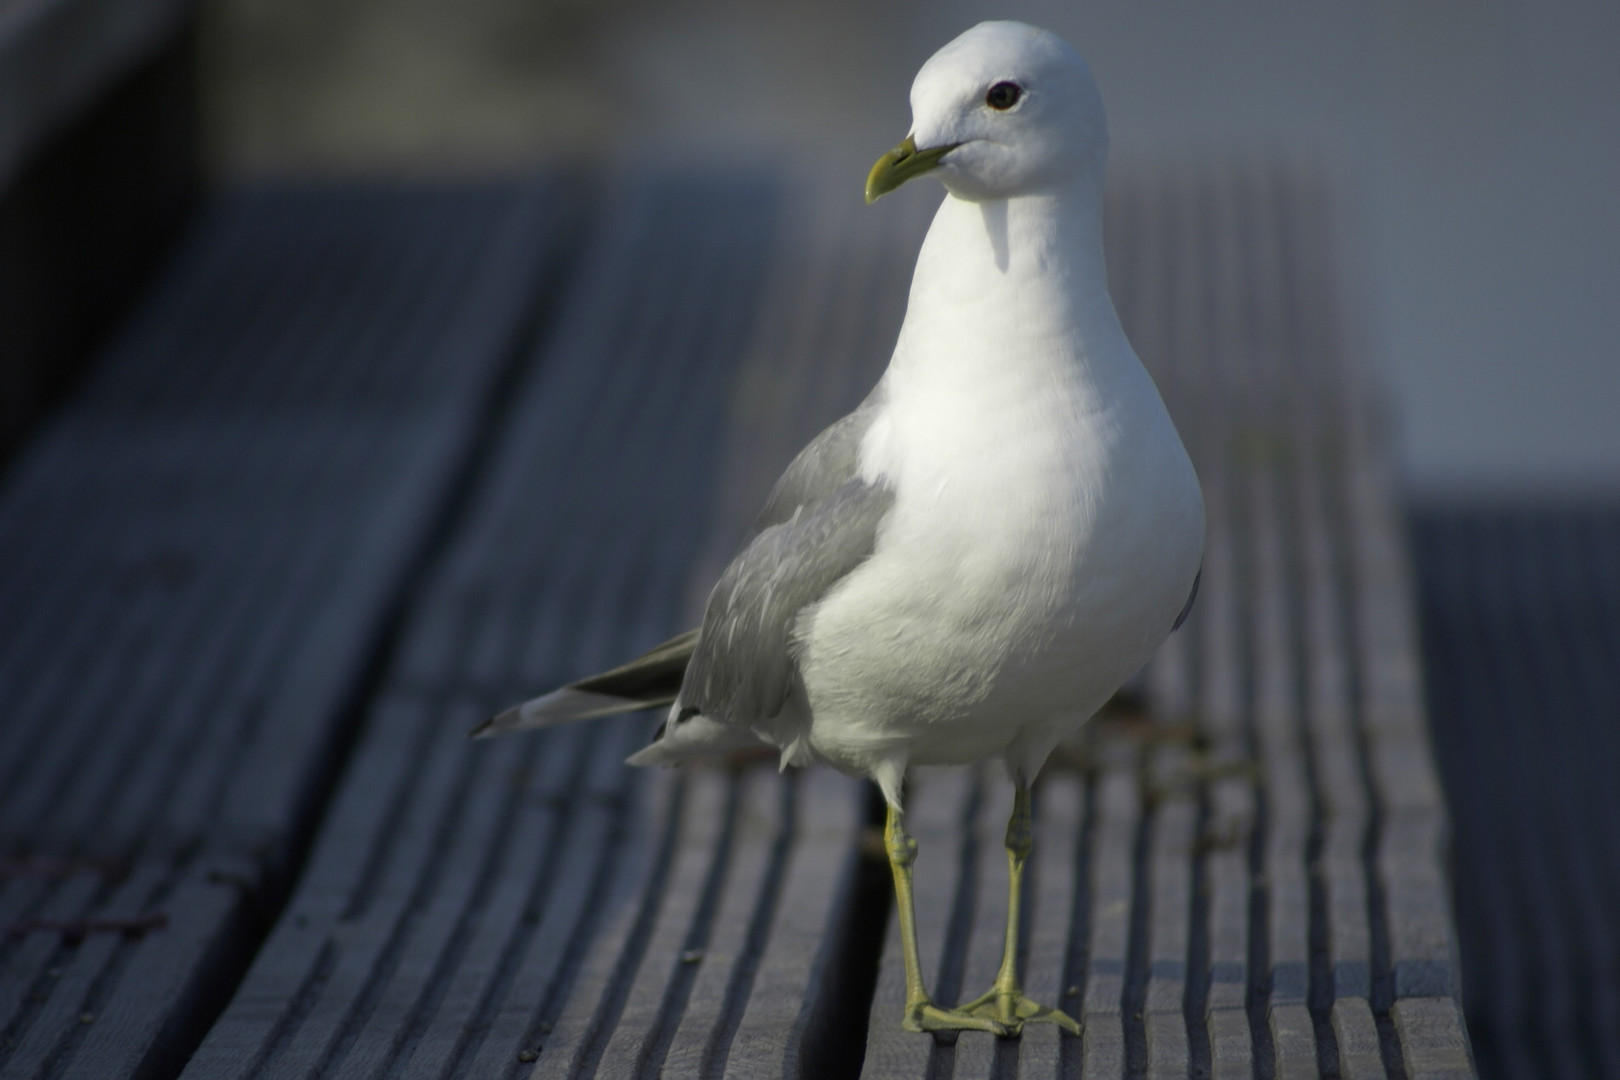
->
468;707;519;740
1172;568;1202;632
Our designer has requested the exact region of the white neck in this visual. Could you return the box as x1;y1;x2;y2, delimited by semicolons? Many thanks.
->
860;174;1161;497
887;174;1128;389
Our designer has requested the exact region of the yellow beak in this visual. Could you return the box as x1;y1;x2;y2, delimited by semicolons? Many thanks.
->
865;136;960;204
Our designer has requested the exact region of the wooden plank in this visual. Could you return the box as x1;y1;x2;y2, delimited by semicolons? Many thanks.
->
1079;740;1140;1080
1143;738;1195;1080
0;864;171;1080
1285;168;1470;1074
570;767;734;1079
717;770;866;1080
174;174;787;1080
1391;998;1475;1080
1413;505;1620;1080
529;763;680;1080
1331;999;1385;1080
1123;164;1257;1080
1195;457;1255;1080
1321;170;1471;1074
1183;319;1254;1080
0;182;565;1080
1292;342;1381;1080
926;778;1009;1080
657;768;783;1078
1233;166;1319;1080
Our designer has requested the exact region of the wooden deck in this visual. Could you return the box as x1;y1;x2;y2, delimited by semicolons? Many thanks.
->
1410;504;1620;1080
0;167;1476;1079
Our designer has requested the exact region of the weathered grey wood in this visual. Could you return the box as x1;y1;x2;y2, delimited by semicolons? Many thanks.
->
1078;741;1138;1080
0;183;563;1080
1281;194;1382;1080
934;779;1010;1080
661;768;785;1077
1143;741;1194;1080
1331;999;1385;1080
1412;504;1620;1080
1392;998;1474;1080
1129;179;1201;1080
176;175;837;1080
528;756;677;1080
1189;384;1254;1080
573;767;732;1079
1139;442;1197;1080
1319;178;1469;1078
717;770;865;1080
0;863;169;1080
1236;168;1321;1080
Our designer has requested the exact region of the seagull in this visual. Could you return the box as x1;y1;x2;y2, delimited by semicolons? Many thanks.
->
475;20;1204;1037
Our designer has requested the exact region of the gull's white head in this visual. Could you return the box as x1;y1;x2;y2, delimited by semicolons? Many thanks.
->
866;22;1107;204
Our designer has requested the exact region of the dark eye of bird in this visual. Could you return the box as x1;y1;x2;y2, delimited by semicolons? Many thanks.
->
985;81;1022;110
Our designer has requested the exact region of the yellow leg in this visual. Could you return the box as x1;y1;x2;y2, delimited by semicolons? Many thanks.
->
885;802;1010;1036
957;782;1082;1035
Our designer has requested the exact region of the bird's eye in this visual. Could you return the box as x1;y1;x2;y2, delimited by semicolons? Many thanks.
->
985;81;1022;111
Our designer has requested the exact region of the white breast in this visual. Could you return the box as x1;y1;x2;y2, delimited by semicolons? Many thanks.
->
792;191;1204;776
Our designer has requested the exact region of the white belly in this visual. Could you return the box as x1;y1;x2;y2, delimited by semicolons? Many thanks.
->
794;373;1203;777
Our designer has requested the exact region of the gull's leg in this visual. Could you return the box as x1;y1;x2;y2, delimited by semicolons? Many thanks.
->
958;780;1082;1035
885;801;1009;1035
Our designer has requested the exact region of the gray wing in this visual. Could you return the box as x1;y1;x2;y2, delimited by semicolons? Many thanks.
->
482;389;888;742
747;385;884;537
678;475;894;727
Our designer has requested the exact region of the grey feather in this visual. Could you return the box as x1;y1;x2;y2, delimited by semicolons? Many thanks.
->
470;628;697;737
748;387;884;536
681;476;895;725
483;389;888;744
571;628;698;701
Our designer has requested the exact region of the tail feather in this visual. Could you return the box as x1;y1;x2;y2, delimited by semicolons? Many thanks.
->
625;711;768;766
572;628;698;700
470;627;699;739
